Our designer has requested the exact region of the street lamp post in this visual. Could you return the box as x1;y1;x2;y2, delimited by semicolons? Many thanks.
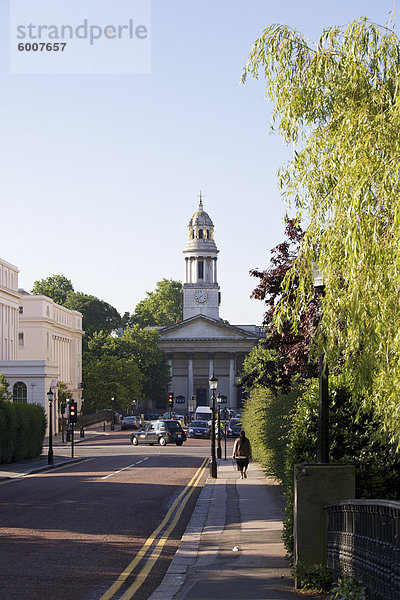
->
216;393;222;459
47;388;54;465
313;266;329;463
80;399;85;438
111;397;115;431
209;372;218;478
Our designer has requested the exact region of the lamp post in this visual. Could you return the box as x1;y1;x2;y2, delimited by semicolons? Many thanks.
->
47;388;54;465
216;393;222;459
80;399;85;438
209;372;218;478
313;265;329;463
111;397;115;431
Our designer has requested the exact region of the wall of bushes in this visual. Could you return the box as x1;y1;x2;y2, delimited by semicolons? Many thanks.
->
0;401;46;464
242;378;400;562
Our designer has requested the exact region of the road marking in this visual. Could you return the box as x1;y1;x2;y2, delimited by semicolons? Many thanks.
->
119;461;207;600
0;458;93;485
101;457;149;480
100;458;208;600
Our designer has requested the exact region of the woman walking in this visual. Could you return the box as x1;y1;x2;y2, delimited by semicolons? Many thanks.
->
232;430;252;479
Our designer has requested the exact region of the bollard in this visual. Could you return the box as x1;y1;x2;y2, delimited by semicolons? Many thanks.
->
103;422;106;431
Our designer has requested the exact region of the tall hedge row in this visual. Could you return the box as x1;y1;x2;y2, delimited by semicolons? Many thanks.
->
0;401;46;464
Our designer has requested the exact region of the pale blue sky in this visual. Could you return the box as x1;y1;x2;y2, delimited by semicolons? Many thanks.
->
1;0;395;324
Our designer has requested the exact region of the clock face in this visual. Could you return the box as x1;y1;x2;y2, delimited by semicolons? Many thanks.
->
195;290;208;303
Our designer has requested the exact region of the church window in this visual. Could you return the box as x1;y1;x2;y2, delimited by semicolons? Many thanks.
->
198;261;204;279
206;230;210;239
13;381;27;403
198;229;203;239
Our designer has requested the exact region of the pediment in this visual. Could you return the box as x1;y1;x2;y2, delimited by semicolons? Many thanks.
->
159;315;260;341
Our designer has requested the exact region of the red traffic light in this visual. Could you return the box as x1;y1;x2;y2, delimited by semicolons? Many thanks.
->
69;401;78;423
168;392;174;405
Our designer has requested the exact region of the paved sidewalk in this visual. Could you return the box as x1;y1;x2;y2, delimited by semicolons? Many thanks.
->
149;461;308;600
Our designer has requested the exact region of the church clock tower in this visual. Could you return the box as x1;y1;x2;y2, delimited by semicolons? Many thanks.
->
183;195;220;320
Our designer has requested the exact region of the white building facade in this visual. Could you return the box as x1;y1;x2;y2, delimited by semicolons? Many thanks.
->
159;199;264;412
0;257;83;434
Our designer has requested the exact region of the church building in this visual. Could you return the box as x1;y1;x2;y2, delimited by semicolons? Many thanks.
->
158;198;264;412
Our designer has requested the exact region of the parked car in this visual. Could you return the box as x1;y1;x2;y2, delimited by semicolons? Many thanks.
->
188;420;210;439
227;418;242;437
130;420;187;446
120;416;140;430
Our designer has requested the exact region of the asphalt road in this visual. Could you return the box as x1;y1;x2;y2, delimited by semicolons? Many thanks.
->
0;431;233;600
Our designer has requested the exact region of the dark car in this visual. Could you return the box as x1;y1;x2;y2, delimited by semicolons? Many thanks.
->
130;420;187;446
227;418;242;438
120;416;140;430
188;420;210;439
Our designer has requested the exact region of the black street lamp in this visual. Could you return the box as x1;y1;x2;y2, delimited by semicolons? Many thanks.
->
47;388;54;465
313;266;329;463
111;397;115;431
209;372;218;478
216;393;222;459
80;399;85;438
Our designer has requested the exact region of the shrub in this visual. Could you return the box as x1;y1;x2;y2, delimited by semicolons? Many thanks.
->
283;378;400;560
241;384;302;481
292;562;332;592
330;574;367;600
0;401;46;463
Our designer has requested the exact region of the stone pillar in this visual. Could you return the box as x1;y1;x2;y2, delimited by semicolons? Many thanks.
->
208;352;214;378
167;353;173;382
293;463;356;581
229;353;235;408
214;257;217;283
187;353;194;403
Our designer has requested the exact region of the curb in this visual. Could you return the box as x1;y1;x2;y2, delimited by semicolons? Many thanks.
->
148;476;216;600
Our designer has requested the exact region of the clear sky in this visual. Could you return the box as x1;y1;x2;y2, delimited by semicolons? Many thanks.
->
0;0;395;325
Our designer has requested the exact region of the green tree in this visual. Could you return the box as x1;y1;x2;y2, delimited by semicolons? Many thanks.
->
31;275;74;305
243;18;400;441
57;381;73;404
83;326;170;411
0;373;11;403
131;279;183;327
64;292;121;337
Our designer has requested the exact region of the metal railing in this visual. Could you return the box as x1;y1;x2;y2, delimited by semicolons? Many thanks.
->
326;499;400;600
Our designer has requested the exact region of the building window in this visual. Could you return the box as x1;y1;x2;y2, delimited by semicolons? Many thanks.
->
18;332;24;347
198;261;204;280
198;229;203;239
19;306;23;314
206;229;210;239
46;306;50;317
13;382;27;403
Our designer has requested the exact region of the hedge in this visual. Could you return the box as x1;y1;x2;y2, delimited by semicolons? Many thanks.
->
0;401;46;464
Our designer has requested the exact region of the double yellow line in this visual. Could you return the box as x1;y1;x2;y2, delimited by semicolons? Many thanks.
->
100;458;207;600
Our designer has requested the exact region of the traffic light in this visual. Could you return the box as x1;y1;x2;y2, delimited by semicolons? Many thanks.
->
69;401;78;424
168;392;174;406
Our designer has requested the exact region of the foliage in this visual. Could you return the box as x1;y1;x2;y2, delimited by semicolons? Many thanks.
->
0;402;46;464
31;274;74;305
242;18;400;442
130;279;183;327
57;381;73;404
292;562;332;593
64;292;121;338
283;378;400;559
243;220;320;394
241;385;301;481
0;372;11;403
330;574;367;600
83;326;170;412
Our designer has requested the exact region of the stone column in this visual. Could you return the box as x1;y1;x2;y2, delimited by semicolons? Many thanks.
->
208;352;214;378
187;353;194;403
167;353;173;381
229;353;235;408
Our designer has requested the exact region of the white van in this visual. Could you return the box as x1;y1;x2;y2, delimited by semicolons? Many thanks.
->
194;407;212;425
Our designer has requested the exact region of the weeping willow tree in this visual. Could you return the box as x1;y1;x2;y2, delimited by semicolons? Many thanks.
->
242;18;400;442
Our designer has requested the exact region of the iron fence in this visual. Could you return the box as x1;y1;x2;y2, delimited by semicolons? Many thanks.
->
326;499;400;600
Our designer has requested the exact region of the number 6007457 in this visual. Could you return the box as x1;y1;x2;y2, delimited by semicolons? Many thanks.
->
18;42;67;51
